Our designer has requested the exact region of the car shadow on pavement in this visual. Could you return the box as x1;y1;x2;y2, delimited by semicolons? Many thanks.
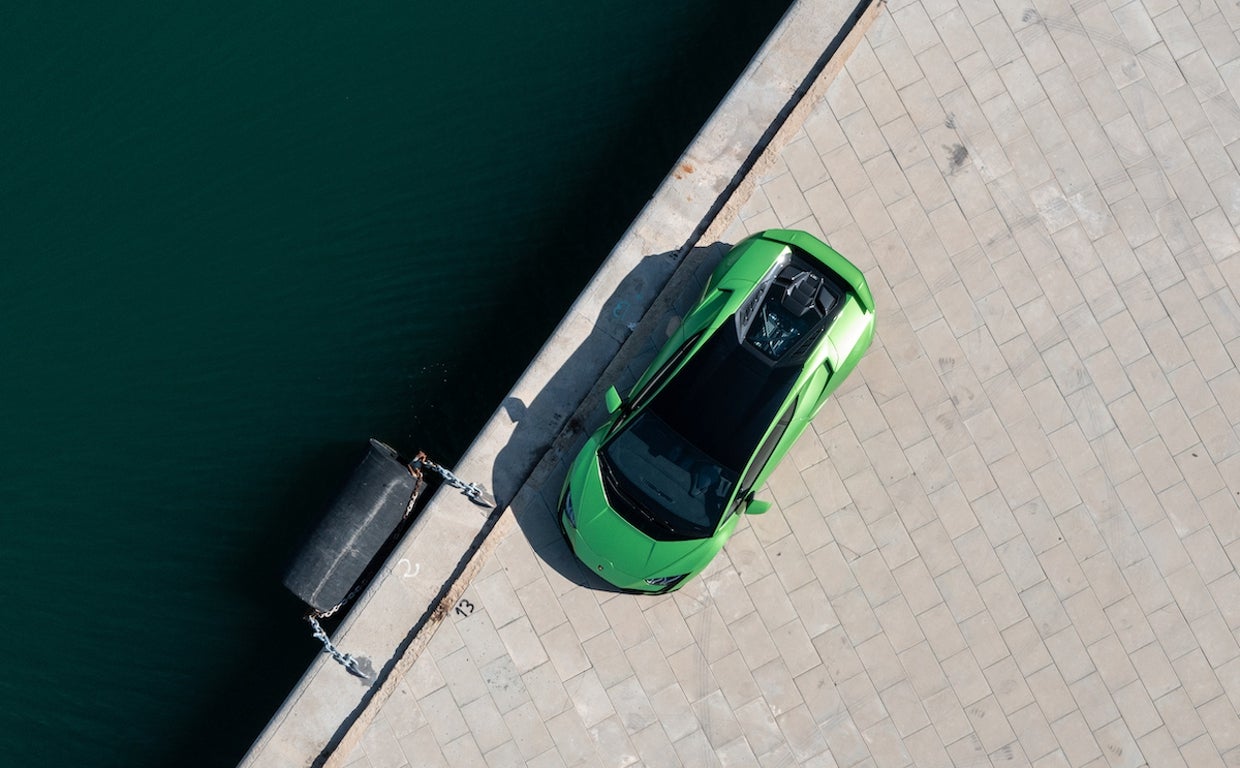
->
490;242;731;593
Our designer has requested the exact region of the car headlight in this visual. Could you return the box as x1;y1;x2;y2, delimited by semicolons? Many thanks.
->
562;492;577;529
644;574;688;589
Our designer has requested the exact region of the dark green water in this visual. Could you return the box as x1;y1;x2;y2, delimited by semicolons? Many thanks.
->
0;2;789;765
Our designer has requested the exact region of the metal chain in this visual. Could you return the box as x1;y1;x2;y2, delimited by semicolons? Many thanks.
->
314;579;368;620
307;615;369;679
402;466;424;520
412;454;496;508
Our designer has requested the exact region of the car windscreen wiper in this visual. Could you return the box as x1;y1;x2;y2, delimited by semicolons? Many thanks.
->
640;480;681;534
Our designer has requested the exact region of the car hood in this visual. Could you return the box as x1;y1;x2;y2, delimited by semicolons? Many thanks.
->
575;499;712;575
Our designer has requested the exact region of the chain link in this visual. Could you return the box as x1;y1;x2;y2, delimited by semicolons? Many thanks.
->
307;615;369;679
412;454;496;508
314;579;367;620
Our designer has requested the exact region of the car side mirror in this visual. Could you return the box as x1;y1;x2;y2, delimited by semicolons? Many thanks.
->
605;386;624;414
745;496;771;515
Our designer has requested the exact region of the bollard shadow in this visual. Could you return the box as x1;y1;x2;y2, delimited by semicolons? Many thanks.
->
491;242;731;592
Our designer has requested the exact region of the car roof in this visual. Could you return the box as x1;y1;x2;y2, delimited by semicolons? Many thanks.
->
648;254;846;473
649;321;799;473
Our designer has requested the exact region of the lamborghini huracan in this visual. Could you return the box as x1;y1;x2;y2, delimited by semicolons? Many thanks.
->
559;229;875;593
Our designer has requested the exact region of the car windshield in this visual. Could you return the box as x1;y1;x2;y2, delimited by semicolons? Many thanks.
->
601;410;737;539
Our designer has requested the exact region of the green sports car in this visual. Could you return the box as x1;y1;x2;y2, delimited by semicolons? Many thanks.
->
558;229;875;593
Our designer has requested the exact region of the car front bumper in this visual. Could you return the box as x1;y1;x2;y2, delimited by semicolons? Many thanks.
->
557;506;675;594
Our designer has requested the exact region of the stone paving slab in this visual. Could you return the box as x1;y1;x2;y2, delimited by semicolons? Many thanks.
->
345;0;1240;766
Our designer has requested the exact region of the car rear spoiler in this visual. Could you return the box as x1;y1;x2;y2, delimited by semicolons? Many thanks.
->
758;229;875;313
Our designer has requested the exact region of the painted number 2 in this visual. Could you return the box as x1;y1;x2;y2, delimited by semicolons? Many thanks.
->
455;599;476;618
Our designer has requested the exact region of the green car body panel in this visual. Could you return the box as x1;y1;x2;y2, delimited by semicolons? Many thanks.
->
559;229;875;593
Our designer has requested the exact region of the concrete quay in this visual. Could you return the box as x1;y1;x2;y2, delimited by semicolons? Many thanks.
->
247;0;1240;765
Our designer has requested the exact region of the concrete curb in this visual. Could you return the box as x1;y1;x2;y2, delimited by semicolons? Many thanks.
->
240;1;881;765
